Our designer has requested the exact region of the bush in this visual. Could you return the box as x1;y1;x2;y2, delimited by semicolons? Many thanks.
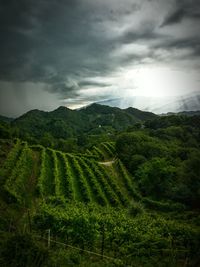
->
135;157;176;199
1;234;48;267
142;198;186;212
129;201;144;217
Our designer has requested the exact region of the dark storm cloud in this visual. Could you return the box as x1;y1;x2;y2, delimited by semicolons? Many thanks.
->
161;0;200;27
153;37;200;58
121;30;162;44
0;0;145;102
78;81;110;88
114;1;200;65
0;0;195;86
0;0;115;92
0;0;39;79
0;0;200;116
51;82;79;98
162;8;187;26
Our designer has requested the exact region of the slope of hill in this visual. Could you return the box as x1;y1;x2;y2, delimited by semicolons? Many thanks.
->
1;106;200;266
0;115;13;123
163;110;200;116
1;110;200;266
0;140;136;207
124;107;157;121
0;133;199;266
12;104;157;138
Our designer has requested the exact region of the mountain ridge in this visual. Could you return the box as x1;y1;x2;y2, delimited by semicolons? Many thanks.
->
10;103;157;139
1;103;200;126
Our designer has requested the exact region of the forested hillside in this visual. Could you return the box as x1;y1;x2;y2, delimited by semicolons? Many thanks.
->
0;106;200;267
0;104;156;140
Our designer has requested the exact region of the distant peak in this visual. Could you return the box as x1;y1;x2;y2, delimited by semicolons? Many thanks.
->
85;102;118;110
125;107;139;111
24;109;45;115
54;106;69;110
52;106;72;112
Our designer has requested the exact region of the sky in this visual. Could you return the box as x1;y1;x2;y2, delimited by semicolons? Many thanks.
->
0;0;200;117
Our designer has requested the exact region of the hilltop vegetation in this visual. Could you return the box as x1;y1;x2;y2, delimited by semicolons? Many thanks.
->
0;104;156;144
0;104;200;266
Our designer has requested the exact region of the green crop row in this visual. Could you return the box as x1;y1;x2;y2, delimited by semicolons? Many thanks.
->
66;154;91;203
4;142;33;203
98;163;128;206
84;158;120;206
117;159;141;201
0;139;22;177
78;157;108;206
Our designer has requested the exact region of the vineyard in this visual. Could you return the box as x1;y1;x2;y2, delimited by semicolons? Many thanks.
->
0;138;200;266
0;139;139;207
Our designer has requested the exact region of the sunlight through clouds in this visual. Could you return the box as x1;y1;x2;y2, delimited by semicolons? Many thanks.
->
0;0;199;116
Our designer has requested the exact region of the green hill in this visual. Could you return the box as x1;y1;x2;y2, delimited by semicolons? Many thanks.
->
11;104;157;139
0;115;14;123
0;112;200;267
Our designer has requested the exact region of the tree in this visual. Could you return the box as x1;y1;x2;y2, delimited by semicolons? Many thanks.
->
129;154;146;173
135;157;176;199
0;124;11;139
56;138;77;152
40;132;54;147
77;134;88;147
174;151;200;207
116;132;167;173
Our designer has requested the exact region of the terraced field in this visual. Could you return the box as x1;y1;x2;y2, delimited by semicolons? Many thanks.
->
1;138;199;267
0;140;139;206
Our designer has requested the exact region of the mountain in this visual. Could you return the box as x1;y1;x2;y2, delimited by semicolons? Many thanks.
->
12;104;157;138
79;103;156;131
163;110;200;116
97;93;200;114
124;107;157;121
12;106;89;138
0;115;13;123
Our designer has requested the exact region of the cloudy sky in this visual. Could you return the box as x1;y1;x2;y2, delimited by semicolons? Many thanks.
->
0;0;200;117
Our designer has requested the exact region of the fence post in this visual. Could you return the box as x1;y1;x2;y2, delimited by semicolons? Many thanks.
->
27;209;32;233
101;224;105;259
48;229;51;249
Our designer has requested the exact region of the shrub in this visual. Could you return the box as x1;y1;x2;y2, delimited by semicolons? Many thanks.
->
1;234;48;267
129;201;144;217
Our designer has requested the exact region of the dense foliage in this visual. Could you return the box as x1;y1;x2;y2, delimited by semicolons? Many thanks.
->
0;104;156;150
116;117;200;208
0;107;200;266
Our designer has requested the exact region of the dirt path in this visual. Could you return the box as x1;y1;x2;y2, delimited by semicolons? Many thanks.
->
98;159;115;166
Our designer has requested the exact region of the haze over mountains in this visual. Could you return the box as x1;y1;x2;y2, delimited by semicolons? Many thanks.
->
97;92;200;114
1;88;199;119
